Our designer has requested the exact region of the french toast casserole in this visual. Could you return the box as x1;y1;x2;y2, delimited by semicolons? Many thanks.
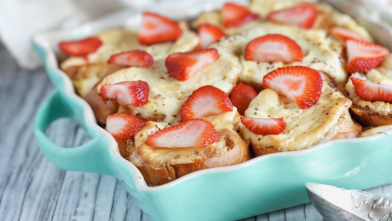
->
57;0;392;186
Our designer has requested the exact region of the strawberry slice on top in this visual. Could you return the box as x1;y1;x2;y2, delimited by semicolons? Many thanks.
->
197;24;226;49
263;66;323;109
230;83;257;115
241;117;286;136
350;77;392;103
106;113;146;141
108;50;154;67
330;27;369;42
181;85;233;121
266;4;317;29
99;80;150;107
59;36;102;57
244;34;303;62
137;12;182;45
346;40;389;73
165;48;220;81
146;119;219;148
222;3;259;28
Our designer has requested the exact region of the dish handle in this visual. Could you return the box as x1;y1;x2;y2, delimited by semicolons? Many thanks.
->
34;89;117;176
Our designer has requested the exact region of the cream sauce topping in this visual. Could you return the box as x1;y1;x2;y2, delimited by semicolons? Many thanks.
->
213;23;346;89
97;43;241;123
61;23;198;70
240;81;351;150
133;109;239;166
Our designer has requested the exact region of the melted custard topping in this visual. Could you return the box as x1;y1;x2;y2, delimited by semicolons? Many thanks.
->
213;23;347;89
97;40;241;123
240;81;352;151
61;21;198;70
132;110;243;167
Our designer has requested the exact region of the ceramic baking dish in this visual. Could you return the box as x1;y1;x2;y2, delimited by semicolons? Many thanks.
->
32;0;392;220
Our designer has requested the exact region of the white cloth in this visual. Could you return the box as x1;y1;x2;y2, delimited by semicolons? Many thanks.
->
1;0;392;69
0;0;156;69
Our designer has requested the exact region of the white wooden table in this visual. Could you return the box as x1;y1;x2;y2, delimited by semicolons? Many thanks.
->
1;44;392;221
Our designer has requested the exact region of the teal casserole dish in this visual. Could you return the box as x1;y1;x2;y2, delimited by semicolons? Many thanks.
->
32;0;392;220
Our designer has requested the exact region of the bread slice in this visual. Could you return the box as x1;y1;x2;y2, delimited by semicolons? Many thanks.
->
249;0;372;41
122;111;251;186
240;82;362;157
346;61;392;127
360;125;392;137
191;10;264;36
211;23;347;92
61;21;199;98
95;40;242;124
84;85;119;124
61;21;198;71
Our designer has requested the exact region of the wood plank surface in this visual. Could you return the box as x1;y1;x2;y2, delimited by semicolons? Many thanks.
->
1;44;392;221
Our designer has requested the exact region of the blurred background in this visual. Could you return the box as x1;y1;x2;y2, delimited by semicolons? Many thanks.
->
1;0;392;70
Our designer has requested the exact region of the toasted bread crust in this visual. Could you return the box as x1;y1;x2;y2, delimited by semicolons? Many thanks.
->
84;87;119;124
251;110;362;157
252;145;284;156
350;104;392;127
117;105;167;122
128;126;251;186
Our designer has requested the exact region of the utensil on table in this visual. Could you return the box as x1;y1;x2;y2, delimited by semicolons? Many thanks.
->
306;183;392;221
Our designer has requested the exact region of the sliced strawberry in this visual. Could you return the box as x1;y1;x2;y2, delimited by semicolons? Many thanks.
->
347;40;389;73
197;24;226;49
244;34;303;62
266;4;317;29
146;119;219;148
107;50;154;67
165;48;219;81
230;84;257;115
106;113;146;140
241;117;286;135
59;37;102;57
350;77;392;102
181;85;233;121
137;12;182;45
222;3;259;28
330;27;369;42
99;81;150;107
263;66;322;109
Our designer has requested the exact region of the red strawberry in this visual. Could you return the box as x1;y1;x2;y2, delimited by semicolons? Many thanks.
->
244;34;303;62
181;85;233;121
263;66;322;109
350;77;392;102
222;3;259;28
241;117;286;135
230;84;257;115
146;119;219;148
197;24;226;49
330;27;369;42
106;114;146;140
108;50;154;67
99;81;150;107
165;48;220;81
137;12;182;45
347;40;389;73
266;4;317;29
59;37;102;57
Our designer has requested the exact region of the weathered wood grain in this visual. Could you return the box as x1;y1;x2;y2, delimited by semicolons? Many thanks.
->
0;44;391;221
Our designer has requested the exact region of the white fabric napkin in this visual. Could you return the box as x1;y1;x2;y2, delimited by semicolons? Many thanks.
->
0;0;156;69
1;0;392;70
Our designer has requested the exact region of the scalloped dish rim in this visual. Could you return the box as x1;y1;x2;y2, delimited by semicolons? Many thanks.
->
32;0;392;191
